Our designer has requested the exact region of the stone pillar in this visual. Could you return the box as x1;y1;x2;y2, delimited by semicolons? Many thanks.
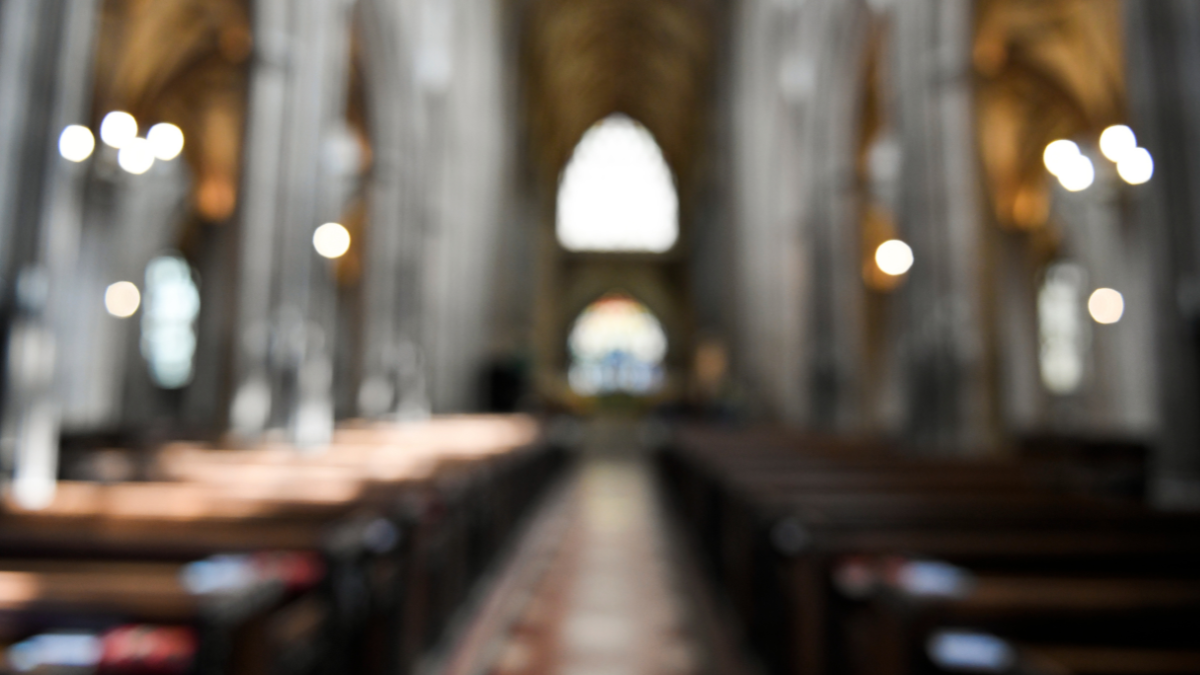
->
1126;0;1200;505
728;0;813;424
0;0;99;507
801;0;872;431
356;0;431;420
230;0;354;446
413;0;510;413
890;0;992;451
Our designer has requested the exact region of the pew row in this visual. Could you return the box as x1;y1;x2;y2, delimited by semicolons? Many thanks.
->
654;425;1200;675
0;415;567;675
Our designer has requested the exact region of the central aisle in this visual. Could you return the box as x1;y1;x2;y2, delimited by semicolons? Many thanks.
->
487;454;700;675
429;433;750;675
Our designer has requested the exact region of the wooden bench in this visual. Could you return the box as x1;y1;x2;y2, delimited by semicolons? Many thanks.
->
655;425;1200;675
0;415;566;675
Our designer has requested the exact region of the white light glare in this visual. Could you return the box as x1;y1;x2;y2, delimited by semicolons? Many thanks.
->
313;222;351;259
117;137;156;175
1088;288;1124;325
1043;140;1081;176
58;125;95;162
1117;148;1154;185
557;115;679;253
1057;154;1095;192
875;239;914;276
147;123;185;161
927;631;1015;673
1099;125;1137;163
99;111;138;149
105;281;141;318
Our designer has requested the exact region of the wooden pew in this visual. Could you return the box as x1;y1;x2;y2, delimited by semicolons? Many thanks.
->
0;555;325;675
0;415;566;675
654;425;1200;675
860;563;1200;675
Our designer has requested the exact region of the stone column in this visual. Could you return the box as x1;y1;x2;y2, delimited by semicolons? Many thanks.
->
728;0;812;424
890;0;993;451
801;0;872;431
0;0;99;507
230;0;354;446
1126;0;1200;505
356;0;431;420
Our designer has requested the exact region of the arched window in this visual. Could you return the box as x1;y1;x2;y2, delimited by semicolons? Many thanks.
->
1038;261;1087;395
568;293;667;396
557;115;679;253
141;255;201;389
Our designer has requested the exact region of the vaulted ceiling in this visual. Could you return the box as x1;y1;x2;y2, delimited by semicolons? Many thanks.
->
94;0;252;224
521;0;715;190
973;0;1125;231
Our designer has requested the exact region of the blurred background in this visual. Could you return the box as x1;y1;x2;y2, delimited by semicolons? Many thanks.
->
3;0;1197;505
3;1;1200;674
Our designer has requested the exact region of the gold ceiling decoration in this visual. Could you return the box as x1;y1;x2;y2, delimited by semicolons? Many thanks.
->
973;0;1125;231
521;0;715;191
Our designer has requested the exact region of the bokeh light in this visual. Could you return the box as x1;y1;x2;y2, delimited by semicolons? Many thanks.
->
1043;140;1081;176
58;125;95;162
1099;125;1137;163
1088;287;1125;325
1057;154;1095;192
99;111;137;149
117;137;156;175
313;222;351;259
875;239;914;276
147;123;185;161
1117;147;1154;185
104;281;141;318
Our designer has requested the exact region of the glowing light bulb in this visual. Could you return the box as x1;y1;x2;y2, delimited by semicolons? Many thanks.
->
105;281;141;318
117;137;156;175
99;111;137;149
875;239;914;276
147;123;185;161
1117;147;1154;185
1057;154;1094;192
1099;125;1137;163
58;125;95;162
1088;288;1124;325
1043;140;1081;177
313;222;351;259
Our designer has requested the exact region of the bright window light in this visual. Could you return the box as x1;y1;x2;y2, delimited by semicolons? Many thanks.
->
1038;263;1086;395
1088;287;1124;325
568;293;667;396
313;222;351;259
117;137;156;175
147;123;185;161
557;115;679;253
99;111;137;149
141;256;201;389
1099;125;1137;163
875;239;914;276
105;281;141;318
58;125;95;162
1117;148;1154;185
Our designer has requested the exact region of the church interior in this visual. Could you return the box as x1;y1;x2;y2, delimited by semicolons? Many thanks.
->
2;0;1200;673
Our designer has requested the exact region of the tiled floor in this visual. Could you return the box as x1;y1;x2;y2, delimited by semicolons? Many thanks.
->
427;440;743;675
487;454;701;675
